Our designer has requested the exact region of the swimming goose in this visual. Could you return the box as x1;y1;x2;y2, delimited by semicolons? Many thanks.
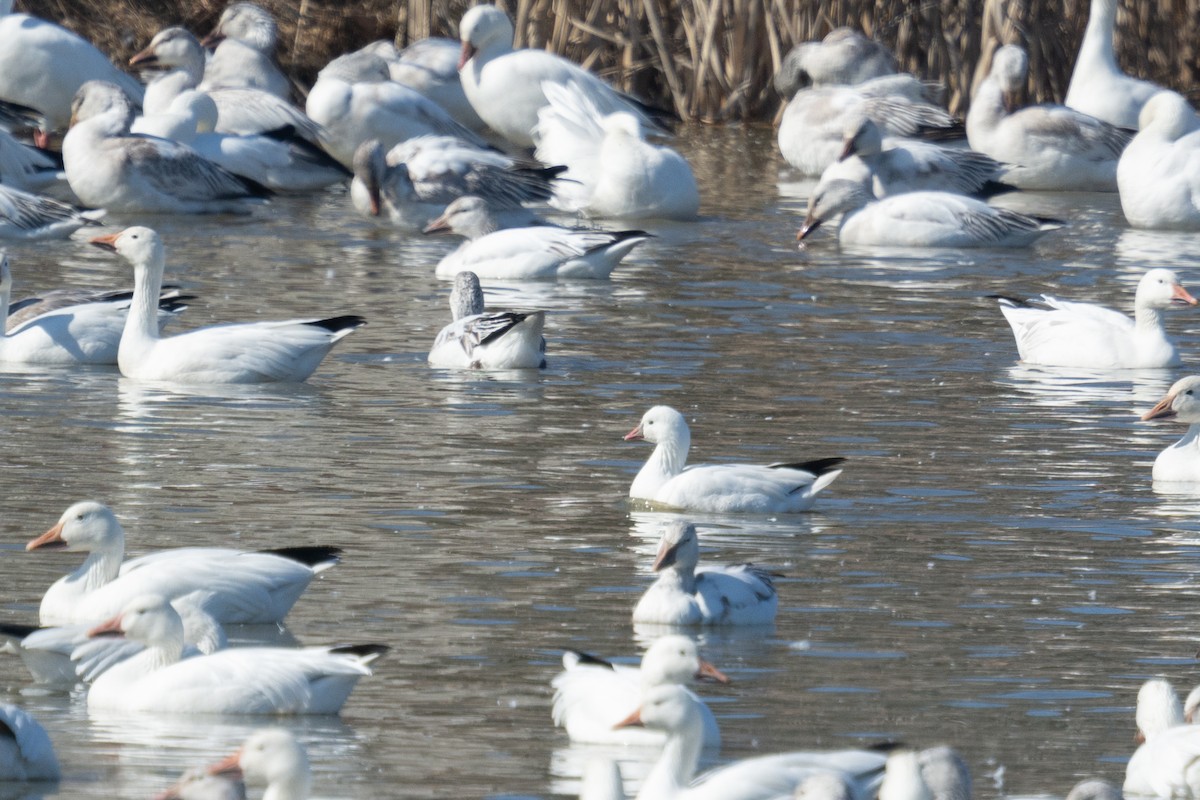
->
1064;0;1163;128
823;116;1005;197
995;268;1197;369
797;179;1060;248
0;704;59;782
0;0;144;133
778;76;957;176
91;227;365;383
551;634;727;747
774;28;898;100
614;684;887;800
624;406;844;513
457;4;669;149
27;499;341;626
84;594;386;714
63;81;271;214
428;271;546;369
0;254;188;365
1116;91;1200;230
0;184;101;240
199;3;290;99
349;137;555;229
966;44;1131;191
306;50;485;168
1125;680;1200;798
534;81;700;220
1142;377;1200;482
425;196;649;280
632;521;778;626
206;729;311;800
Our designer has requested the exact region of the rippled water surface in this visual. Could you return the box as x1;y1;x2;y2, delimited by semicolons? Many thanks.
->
5;126;1200;799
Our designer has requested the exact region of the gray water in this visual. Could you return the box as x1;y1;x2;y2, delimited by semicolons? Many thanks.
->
4;126;1200;799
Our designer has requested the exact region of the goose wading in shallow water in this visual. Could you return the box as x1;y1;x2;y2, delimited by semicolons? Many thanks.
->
551;633;727;747
1142;377;1200;482
90;227;365;383
27;500;341;626
994;268;1197;369
632;521;779;626
797;179;1060;248
428;271;546;370
624;405;843;513
84;594;387;714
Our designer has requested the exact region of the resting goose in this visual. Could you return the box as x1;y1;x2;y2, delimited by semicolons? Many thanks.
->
199;3;290;99
0;704;59;782
205;729;311;800
457;4;668;148
967;44;1131;191
1142;377;1200;482
1116;91;1200;230
27;499;341;626
0;184;101;241
774;28;898;100
368;37;487;132
425;196;649;280
625;406;844;513
797;179;1060;248
1064;0;1163;127
85;594;386;714
551;634;727;746
534;81;699;220
632;521;778;626
428;271;546;369
91;227;365;383
995;268;1197;369
1125;679;1200;798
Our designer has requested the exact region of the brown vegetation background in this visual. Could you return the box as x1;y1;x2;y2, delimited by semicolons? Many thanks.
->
23;0;1200;121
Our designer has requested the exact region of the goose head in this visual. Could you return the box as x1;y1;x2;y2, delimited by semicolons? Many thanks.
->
206;3;279;52
89;227;166;275
614;683;703;736
26;500;123;554
624;405;690;449
839;115;882;161
169;90;220;133
1138;91;1199;140
458;5;514;69
69;81;135;131
450;271;485;320
651;521;702;573
352;139;390;216
640;633;729;686
1134;268;1196;310
1142;376;1200;425
209;729;311;798
130;27;205;75
88;593;185;647
797;179;874;241
991;45;1028;113
423;196;499;239
1133;677;1183;743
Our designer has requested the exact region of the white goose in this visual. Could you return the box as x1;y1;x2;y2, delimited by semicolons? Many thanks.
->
349;137;554;229
624;406;843;514
632;521;778;626
27;500;341;626
63;81;271;214
1142;376;1200;482
533;81;699;220
1136;678;1186;742
774;28;897;100
879;750;932;800
1064;0;1163;128
797;179;1059;248
995;268;1197;369
370;37;486;132
1126;679;1200;798
84;594;386;714
1116;91;1200;230
428;271;546;369
0;183;101;241
551;634;727;747
91;226;365;383
0;704;59;782
966;44;1131;192
206;728;311;800
457;4;668;149
199;3;291;99
0;0;144;133
613;684;887;800
425;196;649;280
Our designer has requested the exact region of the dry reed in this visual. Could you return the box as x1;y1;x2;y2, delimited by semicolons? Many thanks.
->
21;0;1200;121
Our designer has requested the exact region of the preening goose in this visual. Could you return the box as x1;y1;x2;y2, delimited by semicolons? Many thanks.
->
1116;91;1200;230
624;405;843;513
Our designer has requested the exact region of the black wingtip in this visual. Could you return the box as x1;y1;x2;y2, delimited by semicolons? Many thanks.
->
307;315;367;333
330;643;390;659
613;229;653;242
988;293;1029;307
567;649;616;670
0;622;41;639
770;456;846;476
259;545;343;567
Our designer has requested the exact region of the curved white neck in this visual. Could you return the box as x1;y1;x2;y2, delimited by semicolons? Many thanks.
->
636;710;703;799
1076;0;1120;73
630;435;689;499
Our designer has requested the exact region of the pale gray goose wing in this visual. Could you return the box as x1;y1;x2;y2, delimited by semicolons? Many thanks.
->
1016;105;1133;160
119;135;270;201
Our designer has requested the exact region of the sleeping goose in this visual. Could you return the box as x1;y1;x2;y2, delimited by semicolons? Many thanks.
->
27;499;341;626
428;271;546;369
551;634;727;746
366;37;486;132
1141;376;1200;482
84;594;386;714
0;704;59;782
632;521;778;626
624;405;843;514
994;268;1197;369
199;3;290;99
1116;91;1200;230
91;227;365;383
774;28;898;100
1064;0;1163;128
967;44;1131;191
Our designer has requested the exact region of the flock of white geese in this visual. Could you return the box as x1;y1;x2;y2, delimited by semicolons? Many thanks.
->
0;0;1199;797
